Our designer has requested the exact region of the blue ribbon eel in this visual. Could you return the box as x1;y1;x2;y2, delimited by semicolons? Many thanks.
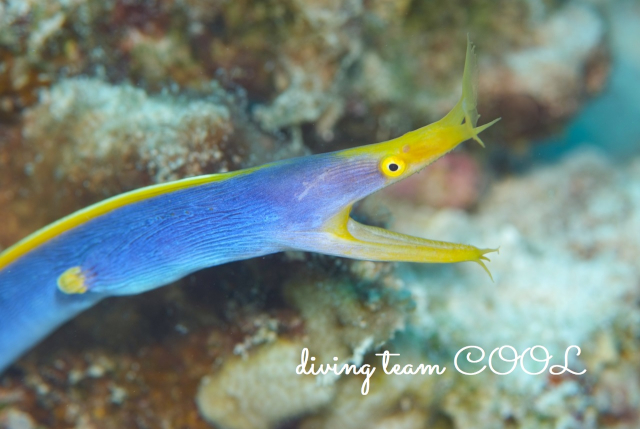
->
0;39;499;372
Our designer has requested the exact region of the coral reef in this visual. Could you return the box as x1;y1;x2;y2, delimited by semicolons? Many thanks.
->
0;0;635;428
0;0;609;143
0;254;409;428
477;2;609;141
197;340;336;429
303;0;609;149
541;0;640;159
383;152;485;209
192;150;640;429
196;262;410;429
292;149;640;428
2;149;629;429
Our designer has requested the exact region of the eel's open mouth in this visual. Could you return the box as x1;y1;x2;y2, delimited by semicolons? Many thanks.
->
346;217;498;280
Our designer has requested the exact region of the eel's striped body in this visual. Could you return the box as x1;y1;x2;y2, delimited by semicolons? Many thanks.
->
0;39;498;372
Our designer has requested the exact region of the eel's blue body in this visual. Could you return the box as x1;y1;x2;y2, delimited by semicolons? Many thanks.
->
0;154;381;370
0;39;499;373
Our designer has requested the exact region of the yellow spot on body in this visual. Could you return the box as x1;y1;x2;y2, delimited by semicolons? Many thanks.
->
57;266;88;294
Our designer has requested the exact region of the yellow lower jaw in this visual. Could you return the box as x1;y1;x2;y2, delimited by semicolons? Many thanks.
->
302;209;497;280
346;219;497;279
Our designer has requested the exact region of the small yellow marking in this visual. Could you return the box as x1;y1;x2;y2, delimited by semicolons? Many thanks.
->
0;168;257;271
57;266;87;294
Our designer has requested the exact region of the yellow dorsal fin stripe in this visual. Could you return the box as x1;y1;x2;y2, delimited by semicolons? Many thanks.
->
0;169;250;271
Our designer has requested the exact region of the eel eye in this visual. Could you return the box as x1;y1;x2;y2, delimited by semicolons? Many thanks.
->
380;156;406;177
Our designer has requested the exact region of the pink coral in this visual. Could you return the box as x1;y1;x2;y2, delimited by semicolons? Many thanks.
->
385;153;484;210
